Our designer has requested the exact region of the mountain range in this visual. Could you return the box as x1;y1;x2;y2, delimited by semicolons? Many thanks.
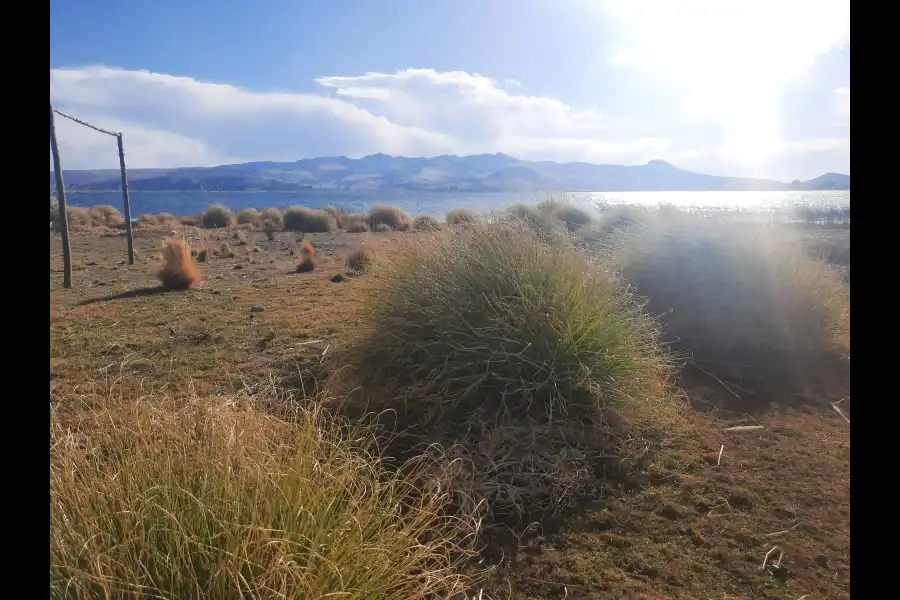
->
50;154;850;192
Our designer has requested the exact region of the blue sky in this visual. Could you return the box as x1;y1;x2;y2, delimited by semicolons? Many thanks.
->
50;0;849;180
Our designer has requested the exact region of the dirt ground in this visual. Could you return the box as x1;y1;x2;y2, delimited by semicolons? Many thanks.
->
49;225;850;600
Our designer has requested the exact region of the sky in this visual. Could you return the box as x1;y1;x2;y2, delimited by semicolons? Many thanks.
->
49;0;849;181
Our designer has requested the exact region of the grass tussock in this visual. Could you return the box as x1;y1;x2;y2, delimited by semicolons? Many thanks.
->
368;205;410;231
536;200;592;232
157;239;201;290
283;207;338;233
445;208;479;226
201;204;236;229
503;204;567;239
343;213;370;233
237;208;261;225
296;241;318;272
346;243;376;272
57;204;126;229
138;212;180;228
610;213;850;399
338;220;672;521
413;215;441;232
50;386;481;600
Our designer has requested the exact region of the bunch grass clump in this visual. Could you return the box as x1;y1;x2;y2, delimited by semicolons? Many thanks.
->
338;220;672;521
344;213;370;233
368;205;410;231
346;243;376;272
50;386;481;600
157;239;201;290
445;208;479;226
535;199;592;232
237;208;261;225
283;207;337;233
610;213;850;398
201;204;236;229
296;241;318;272
413;214;441;232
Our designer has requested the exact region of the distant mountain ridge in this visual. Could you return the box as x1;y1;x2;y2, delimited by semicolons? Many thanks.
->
51;153;850;192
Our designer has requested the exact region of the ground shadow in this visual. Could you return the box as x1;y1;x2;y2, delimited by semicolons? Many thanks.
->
77;285;172;306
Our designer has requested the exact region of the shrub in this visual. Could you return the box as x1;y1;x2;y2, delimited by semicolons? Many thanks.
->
201;204;235;229
611;213;850;400
283;207;337;233
413;215;441;232
445;208;479;226
237;208;261;225
50;387;480;599
196;249;208;262
87;205;125;227
139;212;179;228
157;239;201;290
375;223;392;233
260;208;284;228
338;221;671;520
368;205;410;231
503;204;566;238
296;241;317;272
343;212;369;232
180;215;201;227
322;205;344;228
346;244;376;272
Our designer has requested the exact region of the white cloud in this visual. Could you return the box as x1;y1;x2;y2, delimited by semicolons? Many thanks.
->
834;86;850;122
50;61;847;179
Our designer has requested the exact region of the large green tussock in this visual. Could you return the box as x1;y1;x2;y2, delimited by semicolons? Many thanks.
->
610;213;850;399
338;220;672;520
51;388;480;600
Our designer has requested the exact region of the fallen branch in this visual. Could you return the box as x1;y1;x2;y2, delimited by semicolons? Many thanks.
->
764;523;800;537
761;546;783;571
717;444;724;466
724;425;765;432
691;361;742;399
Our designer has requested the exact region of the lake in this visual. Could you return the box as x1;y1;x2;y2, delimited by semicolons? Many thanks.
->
63;189;850;219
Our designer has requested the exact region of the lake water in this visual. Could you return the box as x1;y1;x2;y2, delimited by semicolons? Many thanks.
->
63;189;850;219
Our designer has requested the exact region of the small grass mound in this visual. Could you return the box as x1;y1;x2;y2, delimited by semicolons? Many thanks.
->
296;241;318;272
50;387;480;599
260;208;283;228
413;214;441;232
157;239;201;290
445;208;479;226
346;243;376;272
611;213;850;402
87;205;125;227
283;207;337;233
368;205;410;231
201;204;236;229
503;204;566;238
237;208;261;225
322;205;344;228
139;212;180;228
338;220;672;522
344;213;369;232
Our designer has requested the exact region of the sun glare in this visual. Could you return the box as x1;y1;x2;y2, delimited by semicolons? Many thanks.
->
601;0;849;162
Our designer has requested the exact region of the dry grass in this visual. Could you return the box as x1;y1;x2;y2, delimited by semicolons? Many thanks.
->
413;215;441;232
296;241;318;272
368;205;410;231
284;207;338;233
502;204;567;239
50;384;483;600
337;219;673;523
88;205;126;227
58;204;126;229
534;199;593;232
157;239;202;290
201;204;236;229
609;212;850;401
346;243;376;272
445;208;479;226
342;212;369;232
237;208;261;225
138;212;180;228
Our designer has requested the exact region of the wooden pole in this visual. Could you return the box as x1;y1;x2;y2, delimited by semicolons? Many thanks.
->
49;103;73;288
117;133;135;264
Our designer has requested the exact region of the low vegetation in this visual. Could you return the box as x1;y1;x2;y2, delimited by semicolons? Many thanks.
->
345;243;376;272
283;206;337;233
157;239;201;290
237;207;261;225
367;204;410;231
51;386;481;599
445;207;479;225
607;212;850;400
338;219;673;522
412;214;441;232
49;197;851;599
201;204;236;229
